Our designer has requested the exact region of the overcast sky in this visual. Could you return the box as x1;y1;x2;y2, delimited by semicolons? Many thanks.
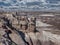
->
0;0;60;11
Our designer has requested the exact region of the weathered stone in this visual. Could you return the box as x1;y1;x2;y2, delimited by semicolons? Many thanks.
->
25;32;41;45
10;32;25;45
1;13;60;45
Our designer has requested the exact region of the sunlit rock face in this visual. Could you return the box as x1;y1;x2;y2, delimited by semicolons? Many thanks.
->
0;0;60;11
0;12;60;45
0;13;41;45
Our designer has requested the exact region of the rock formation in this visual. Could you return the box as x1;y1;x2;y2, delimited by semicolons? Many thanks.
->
0;12;60;45
0;13;41;45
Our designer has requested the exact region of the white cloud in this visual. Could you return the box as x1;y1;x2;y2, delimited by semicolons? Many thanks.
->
0;0;60;11
22;0;39;2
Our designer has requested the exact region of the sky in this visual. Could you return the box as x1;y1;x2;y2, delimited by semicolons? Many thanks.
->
0;0;60;11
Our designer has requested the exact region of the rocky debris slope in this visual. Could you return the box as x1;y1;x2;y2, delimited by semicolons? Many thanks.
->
42;31;60;45
0;13;60;45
